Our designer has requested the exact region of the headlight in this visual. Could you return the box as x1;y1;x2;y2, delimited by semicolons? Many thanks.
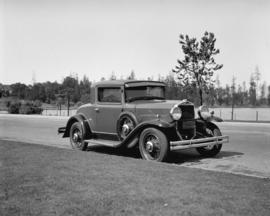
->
198;105;210;120
170;105;182;120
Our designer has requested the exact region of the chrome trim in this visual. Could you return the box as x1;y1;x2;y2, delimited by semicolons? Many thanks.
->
170;135;229;151
170;104;182;120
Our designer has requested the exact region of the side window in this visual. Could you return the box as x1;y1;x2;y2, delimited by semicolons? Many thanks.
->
98;87;121;103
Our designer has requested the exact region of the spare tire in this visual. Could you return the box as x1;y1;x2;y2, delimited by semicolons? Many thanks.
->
116;113;138;141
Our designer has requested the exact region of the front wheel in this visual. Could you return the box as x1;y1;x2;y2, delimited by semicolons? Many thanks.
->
69;122;88;151
139;127;169;162
196;126;222;157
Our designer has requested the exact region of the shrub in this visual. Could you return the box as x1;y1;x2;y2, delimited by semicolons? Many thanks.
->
7;101;21;114
7;100;43;114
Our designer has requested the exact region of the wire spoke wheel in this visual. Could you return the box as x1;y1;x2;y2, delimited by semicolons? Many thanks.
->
204;128;215;150
139;127;169;162
71;128;83;148
143;134;161;160
69;122;87;151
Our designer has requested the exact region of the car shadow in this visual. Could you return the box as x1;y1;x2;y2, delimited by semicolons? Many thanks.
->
166;149;244;164
86;145;244;164
86;145;141;159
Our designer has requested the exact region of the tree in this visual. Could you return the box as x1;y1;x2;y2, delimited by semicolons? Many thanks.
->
127;70;136;80
254;66;261;98
231;76;236;120
31;83;46;102
172;31;223;105
249;74;256;106
62;75;80;103
241;81;249;106
267;85;270;106
10;83;29;99
79;75;92;103
260;81;267;105
224;84;231;106
236;84;243;106
109;71;117;80
215;75;225;106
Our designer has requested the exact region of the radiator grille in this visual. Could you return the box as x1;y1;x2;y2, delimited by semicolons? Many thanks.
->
177;104;195;139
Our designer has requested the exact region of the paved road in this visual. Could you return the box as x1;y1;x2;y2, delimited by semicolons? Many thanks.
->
0;114;269;178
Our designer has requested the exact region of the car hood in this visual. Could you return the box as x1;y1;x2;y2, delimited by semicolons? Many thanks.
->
133;100;186;123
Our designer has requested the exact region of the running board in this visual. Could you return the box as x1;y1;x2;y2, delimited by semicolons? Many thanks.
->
85;139;121;148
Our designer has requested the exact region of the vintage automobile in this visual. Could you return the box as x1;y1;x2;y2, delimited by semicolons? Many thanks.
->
58;80;229;162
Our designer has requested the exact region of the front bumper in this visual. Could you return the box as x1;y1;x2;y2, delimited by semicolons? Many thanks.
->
170;135;229;151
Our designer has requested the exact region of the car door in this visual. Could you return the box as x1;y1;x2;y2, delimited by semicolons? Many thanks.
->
94;87;123;136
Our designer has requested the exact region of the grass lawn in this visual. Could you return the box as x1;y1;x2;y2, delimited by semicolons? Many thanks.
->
0;140;269;216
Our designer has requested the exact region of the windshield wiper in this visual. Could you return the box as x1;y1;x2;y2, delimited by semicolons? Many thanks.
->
127;96;165;102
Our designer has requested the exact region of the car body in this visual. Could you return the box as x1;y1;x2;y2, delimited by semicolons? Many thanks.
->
58;80;229;161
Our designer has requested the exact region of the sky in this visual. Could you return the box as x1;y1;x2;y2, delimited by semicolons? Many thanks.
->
0;0;270;86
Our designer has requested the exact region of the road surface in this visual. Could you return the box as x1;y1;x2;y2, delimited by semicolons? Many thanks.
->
0;114;269;178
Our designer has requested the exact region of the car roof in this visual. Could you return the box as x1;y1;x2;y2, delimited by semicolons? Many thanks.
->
93;80;166;88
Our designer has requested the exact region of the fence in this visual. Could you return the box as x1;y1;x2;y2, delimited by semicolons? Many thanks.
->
42;107;270;122
42;108;77;117
211;107;270;122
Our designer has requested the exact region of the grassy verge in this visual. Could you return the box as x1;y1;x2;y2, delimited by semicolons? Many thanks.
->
0;140;269;216
224;120;270;123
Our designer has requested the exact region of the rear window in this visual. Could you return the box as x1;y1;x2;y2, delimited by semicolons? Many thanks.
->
98;87;121;103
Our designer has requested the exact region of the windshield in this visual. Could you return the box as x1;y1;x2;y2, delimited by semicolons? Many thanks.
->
125;86;165;102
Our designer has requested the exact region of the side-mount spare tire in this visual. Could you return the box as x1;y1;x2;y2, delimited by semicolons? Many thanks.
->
69;122;88;151
139;127;169;162
117;113;137;140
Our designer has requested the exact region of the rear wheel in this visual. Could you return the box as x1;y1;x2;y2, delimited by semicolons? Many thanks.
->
196;126;222;157
69;122;88;151
139;127;169;162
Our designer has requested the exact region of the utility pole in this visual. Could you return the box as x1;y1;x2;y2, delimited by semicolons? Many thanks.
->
231;76;236;120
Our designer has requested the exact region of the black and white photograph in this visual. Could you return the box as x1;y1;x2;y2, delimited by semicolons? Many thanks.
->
0;0;270;215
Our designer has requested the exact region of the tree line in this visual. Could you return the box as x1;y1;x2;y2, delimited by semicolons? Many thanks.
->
0;75;92;107
1;70;269;108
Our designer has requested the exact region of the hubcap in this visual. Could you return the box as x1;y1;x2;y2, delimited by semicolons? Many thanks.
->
205;144;214;150
146;141;154;152
73;133;79;142
120;118;134;139
143;134;160;160
72;129;82;148
122;124;130;136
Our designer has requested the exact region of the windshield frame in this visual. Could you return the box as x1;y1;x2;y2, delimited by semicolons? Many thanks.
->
124;85;166;103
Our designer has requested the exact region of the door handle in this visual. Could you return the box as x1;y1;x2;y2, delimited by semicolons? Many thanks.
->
94;108;99;112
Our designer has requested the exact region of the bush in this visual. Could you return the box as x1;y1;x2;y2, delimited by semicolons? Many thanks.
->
8;101;21;114
7;100;43;114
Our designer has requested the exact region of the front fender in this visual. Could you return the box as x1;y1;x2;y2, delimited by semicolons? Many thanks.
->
199;114;223;122
121;120;174;147
195;119;220;136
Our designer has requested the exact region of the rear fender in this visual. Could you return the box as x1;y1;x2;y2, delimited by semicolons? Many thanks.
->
63;114;92;139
